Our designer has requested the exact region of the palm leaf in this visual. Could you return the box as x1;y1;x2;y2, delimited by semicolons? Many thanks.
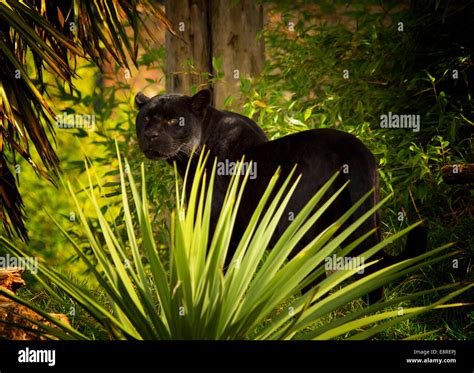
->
0;0;172;240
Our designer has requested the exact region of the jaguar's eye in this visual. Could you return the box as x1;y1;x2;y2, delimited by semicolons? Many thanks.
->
167;118;178;126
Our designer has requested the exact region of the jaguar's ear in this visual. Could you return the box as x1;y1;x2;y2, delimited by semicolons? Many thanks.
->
135;92;149;108
190;89;211;116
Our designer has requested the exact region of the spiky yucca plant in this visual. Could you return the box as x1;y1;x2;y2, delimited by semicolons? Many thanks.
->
0;148;471;339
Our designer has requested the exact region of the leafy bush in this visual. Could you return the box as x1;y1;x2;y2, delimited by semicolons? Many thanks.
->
239;3;474;337
242;1;472;236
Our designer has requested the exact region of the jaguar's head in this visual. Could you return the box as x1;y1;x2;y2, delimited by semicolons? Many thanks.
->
135;89;211;160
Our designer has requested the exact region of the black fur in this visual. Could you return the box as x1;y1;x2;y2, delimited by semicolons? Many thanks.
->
135;89;427;304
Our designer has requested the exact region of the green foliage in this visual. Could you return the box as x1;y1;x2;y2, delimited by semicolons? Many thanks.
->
0;149;471;339
241;0;473;251
7;45;173;276
1;0;471;342
0;0;171;240
238;0;474;338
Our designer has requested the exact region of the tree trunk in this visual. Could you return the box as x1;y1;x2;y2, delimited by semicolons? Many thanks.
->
210;0;265;108
165;0;264;108
165;0;211;97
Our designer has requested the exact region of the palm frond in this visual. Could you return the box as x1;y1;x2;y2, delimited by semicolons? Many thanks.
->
0;0;172;240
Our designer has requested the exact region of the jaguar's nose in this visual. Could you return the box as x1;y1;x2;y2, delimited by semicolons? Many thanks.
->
146;133;160;141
